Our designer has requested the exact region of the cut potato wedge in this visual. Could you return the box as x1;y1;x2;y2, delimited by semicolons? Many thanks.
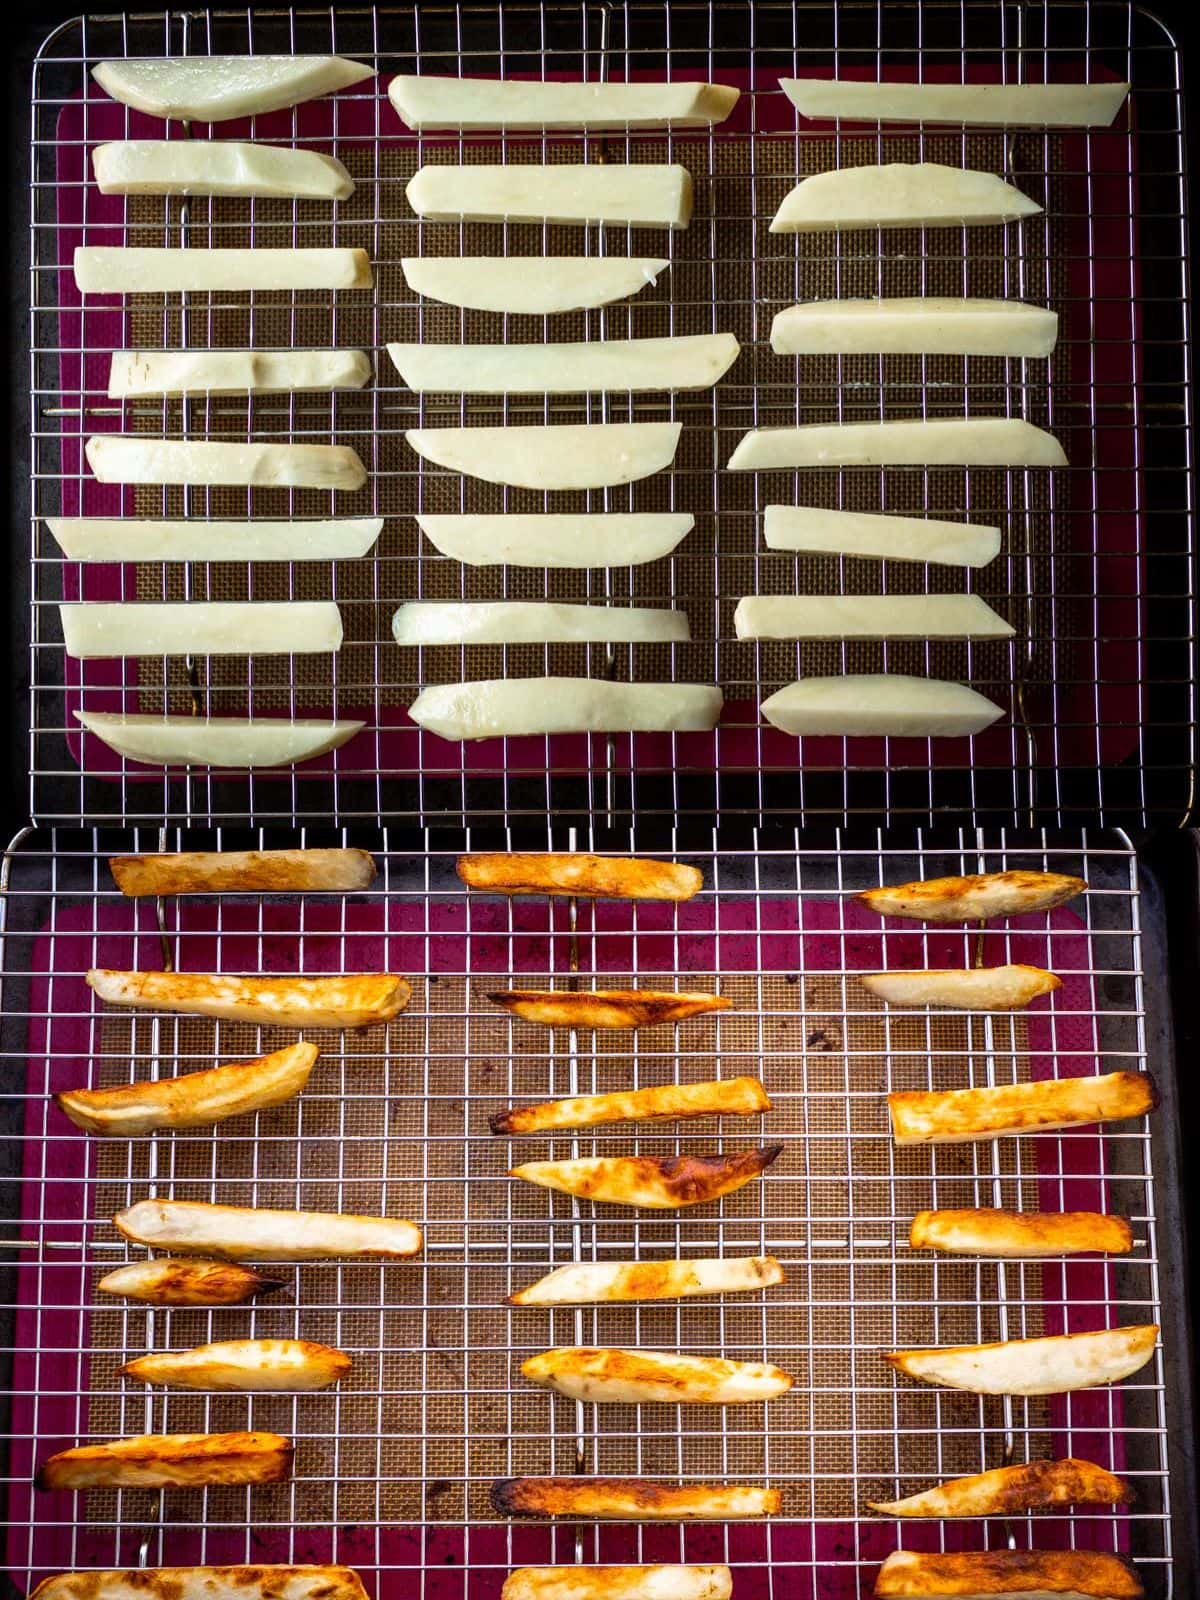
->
858;868;1086;922
522;1347;793;1405
781;77;1130;128
512;1146;782;1209
114;1198;423;1261
97;1257;283;1306
74;246;372;294
47;517;382;563
874;1549;1142;1598
406;421;681;490
108;348;370;397
389;76;739;130
75;712;364;769
61;601;343;659
459;852;700;902
36;1431;292;1491
889;1071;1157;1145
762;676;1004;738
29;1567;369;1600
502;1568;731;1600
735;594;1013;640
407;163;693;228
57;1041;318;1136
418;512;691;568
771;162;1041;232
393;601;689;646
401;255;669;314
490;988;729;1029
86;437;366;491
492;1478;779;1520
87;969;410;1027
93;141;354;200
771;297;1057;356
388;334;738;394
92;56;373;122
409;678;723;740
910;1208;1133;1257
728;418;1066;469
885;1325;1157;1397
860;964;1059;1011
509;1254;784;1305
121;1337;351;1392
867;1456;1132;1519
110;847;377;897
764;507;1000;569
493;1076;770;1135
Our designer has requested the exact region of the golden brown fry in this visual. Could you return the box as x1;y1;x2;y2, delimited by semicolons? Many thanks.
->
859;964;1060;1011
57;1041;318;1135
457;852;702;902
509;1254;783;1306
489;988;729;1029
867;1456;1132;1517
511;1145;782;1209
36;1431;292;1491
884;1324;1158;1396
120;1338;351;1392
114;1198;422;1261
492;1076;770;1135
501;1568;732;1600
491;1477;780;1521
889;1071;1157;1144
857;868;1085;922
87;969;410;1028
97;1257;283;1306
873;1548;1142;1598
29;1570;370;1600
109;848;377;897
910;1207;1133;1257
522;1347;794;1405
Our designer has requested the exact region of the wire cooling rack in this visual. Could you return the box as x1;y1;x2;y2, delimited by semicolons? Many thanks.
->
0;828;1190;1596
25;2;1198;831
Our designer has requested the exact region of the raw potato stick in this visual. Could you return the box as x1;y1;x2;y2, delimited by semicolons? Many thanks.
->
109;847;377;897
888;1071;1157;1144
512;1146;783;1209
458;851;702;902
859;964;1060;1010
86;437;367;491
401;255;669;314
509;1254;784;1305
407;163;693;228
93;141;354;200
770;297;1057;356
36;1431;292;1491
728;418;1066;469
492;1076;770;1135
388;333;739;393
92;56;373;122
47;517;383;563
87;969;410;1028
909;1207;1133;1257
733;594;1014;640
781;77;1130;128
30;1568;369;1600
763;506;1001;568
867;1456;1132;1518
502;1571;732;1600
409;678;722;740
392;601;689;646
872;1548;1143;1598
761;676;1004;738
60;601;344;659
108;348;371;397
491;1477;780;1520
857;868;1086;921
884;1324;1158;1396
75;712;364;769
405;421;681;490
522;1347;793;1405
389;76;739;130
771;161;1041;231
417;511;692;568
490;987;730;1029
121;1338;351;1392
114;1198;423;1261
97;1258;283;1307
74;246;372;294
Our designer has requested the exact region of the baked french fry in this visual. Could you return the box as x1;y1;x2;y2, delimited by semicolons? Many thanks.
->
29;1568;370;1600
889;1071;1157;1144
857;868;1085;922
492;1076;770;1135
120;1338;350;1392
491;1477;779;1521
866;1456;1132;1517
457;852;702;902
522;1347;793;1405
860;965;1060;1011
489;988;729;1029
511;1146;782;1209
873;1549;1143;1599
86;969;410;1028
884;1324;1158;1396
114;1199;422;1261
97;1257;283;1306
109;848;377;896
36;1431;292;1491
909;1208;1133;1257
501;1568;732;1600
509;1255;783;1306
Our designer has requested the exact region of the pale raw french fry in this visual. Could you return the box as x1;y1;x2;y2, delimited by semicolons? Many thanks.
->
87;969;410;1028
409;679;723;741
763;507;1001;569
858;868;1086;922
114;1199;423;1261
867;1456;1132;1518
93;141;354;200
86;437;367;491
490;988;729;1029
56;1041;318;1136
873;1548;1143;1599
97;1258;283;1307
781;77;1130;128
92;56;373;122
121;1337;351;1392
389;76;739;130
388;334;738;394
770;297;1057;356
407;163;693;228
36;1431;292;1491
522;1347;793;1405
30;1567;370;1600
75;712;364;769
406;421;681;490
459;852;701;902
884;1324;1158;1397
47;517;383;563
889;1071;1157;1145
909;1207;1134;1257
393;601;689;646
512;1146;782;1209
108;348;371;397
401;255;669;314
418;511;691;568
734;594;1014;641
74;246;372;295
771;162;1041;232
491;1478;780;1520
502;1572;730;1600
761;676;1004;738
728;418;1066;470
492;1076;770;1135
860;964;1059;1011
110;848;377;897
509;1254;784;1306
61;602;343;659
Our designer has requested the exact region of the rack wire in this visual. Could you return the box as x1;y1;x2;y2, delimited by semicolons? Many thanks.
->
25;2;1198;831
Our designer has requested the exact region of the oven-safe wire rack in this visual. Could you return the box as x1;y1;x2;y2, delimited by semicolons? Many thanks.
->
25;1;1199;833
0;828;1192;1597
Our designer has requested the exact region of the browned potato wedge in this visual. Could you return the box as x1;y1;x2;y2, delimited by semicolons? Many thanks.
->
87;969;410;1028
114;1198;422;1260
867;1456;1132;1517
57;1041;317;1135
884;1324;1158;1396
30;1569;370;1600
489;988;729;1029
36;1431;292;1491
512;1145;782;1209
493;1076;770;1135
889;1071;1157;1144
522;1347;793;1404
502;1568;732;1600
491;1477;780;1520
910;1207;1133;1257
120;1337;351;1391
873;1548;1142;1598
860;964;1059;1010
509;1254;783;1305
457;852;701;901
857;868;1085;922
97;1257;283;1306
109;848;377;896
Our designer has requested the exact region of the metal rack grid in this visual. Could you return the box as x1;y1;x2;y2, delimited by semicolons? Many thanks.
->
25;2;1198;832
0;829;1186;1596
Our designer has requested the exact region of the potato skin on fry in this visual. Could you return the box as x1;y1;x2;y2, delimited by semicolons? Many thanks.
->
857;868;1085;923
29;1568;370;1600
120;1337;351;1392
522;1347;794;1405
889;1071;1157;1144
860;964;1059;1011
910;1207;1133;1257
97;1257;284;1306
509;1254;784;1305
457;852;702;901
491;1476;780;1520
489;988;729;1029
86;969;411;1028
492;1076;770;1135
867;1455;1132;1517
501;1567;733;1600
114;1198;423;1261
512;1145;782;1209
109;848;377;896
884;1324;1158;1396
873;1547;1143;1598
36;1431;292;1491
